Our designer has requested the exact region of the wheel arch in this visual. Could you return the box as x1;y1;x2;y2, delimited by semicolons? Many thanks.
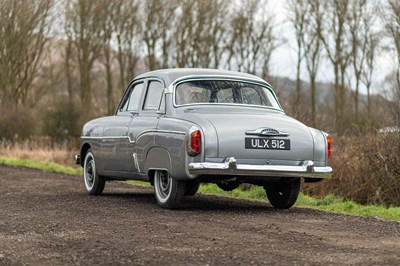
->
145;147;172;184
80;143;91;167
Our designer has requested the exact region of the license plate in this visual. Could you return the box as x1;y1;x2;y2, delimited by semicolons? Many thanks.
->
245;138;290;150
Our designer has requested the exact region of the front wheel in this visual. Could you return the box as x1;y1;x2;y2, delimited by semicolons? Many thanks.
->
154;170;186;209
264;178;300;209
83;150;106;195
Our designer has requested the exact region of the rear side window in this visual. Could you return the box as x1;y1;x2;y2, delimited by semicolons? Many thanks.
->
126;83;144;111
143;81;164;110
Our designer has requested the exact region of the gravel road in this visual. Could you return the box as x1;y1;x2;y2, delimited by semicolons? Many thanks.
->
0;165;399;265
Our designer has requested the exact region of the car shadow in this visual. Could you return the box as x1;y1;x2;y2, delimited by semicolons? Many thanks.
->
100;190;302;214
101;191;156;204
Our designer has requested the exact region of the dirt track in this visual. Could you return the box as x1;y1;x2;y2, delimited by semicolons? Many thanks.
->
0;165;399;265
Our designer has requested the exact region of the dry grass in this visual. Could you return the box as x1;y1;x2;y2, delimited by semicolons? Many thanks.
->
305;132;400;206
0;139;78;168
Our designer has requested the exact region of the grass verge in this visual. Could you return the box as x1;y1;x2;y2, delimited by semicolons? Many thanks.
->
200;184;400;221
0;157;82;176
1;157;399;221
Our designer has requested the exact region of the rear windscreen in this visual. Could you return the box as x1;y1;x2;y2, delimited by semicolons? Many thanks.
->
175;80;281;109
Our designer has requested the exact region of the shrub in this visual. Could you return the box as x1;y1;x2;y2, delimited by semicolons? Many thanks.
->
304;133;400;206
0;106;37;141
42;102;81;144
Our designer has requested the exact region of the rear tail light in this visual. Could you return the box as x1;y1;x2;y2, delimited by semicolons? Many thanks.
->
188;128;201;156
327;134;332;158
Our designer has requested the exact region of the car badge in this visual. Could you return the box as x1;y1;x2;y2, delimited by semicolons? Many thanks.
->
245;127;290;137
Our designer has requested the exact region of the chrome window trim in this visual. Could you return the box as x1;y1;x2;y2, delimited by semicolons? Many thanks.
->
117;78;146;114
132;153;140;172
142;77;167;112
169;75;283;111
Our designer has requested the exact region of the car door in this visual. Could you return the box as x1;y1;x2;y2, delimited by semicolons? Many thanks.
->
102;80;145;172
126;79;165;173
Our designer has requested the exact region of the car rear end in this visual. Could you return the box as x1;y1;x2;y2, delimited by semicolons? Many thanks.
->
171;77;332;183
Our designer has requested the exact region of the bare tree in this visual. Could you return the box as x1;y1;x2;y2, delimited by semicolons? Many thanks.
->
172;0;228;68
226;0;277;77
360;3;381;129
287;0;307;114
0;0;53;106
303;1;323;128
64;30;75;103
383;0;400;127
348;0;371;124
65;0;108;118
99;1;119;115
318;0;352;135
209;0;229;68
114;0;141;89
142;0;177;70
362;32;379;127
174;0;195;68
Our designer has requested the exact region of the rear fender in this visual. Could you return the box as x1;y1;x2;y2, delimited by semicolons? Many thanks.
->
145;147;172;177
308;127;327;166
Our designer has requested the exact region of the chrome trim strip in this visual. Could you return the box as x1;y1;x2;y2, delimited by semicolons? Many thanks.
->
81;136;136;144
166;83;174;94
175;75;267;85
144;129;186;135
188;157;332;179
81;136;124;139
172;102;283;111
81;130;186;143
136;129;186;139
132;153;140;172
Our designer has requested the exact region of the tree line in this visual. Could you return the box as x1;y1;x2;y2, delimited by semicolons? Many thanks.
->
0;0;399;141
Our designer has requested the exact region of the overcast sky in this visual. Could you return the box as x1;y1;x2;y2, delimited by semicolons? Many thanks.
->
268;1;394;96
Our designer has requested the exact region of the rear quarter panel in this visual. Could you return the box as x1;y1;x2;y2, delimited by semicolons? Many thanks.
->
308;127;328;166
152;117;200;179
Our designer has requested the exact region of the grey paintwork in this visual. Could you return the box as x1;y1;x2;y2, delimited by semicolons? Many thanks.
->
79;68;331;183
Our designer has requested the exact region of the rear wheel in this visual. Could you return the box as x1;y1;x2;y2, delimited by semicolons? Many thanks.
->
185;181;200;196
83;150;105;195
154;170;185;209
265;178;300;209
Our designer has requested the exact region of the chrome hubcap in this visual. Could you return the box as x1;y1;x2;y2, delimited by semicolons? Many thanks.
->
84;155;95;190
157;171;171;199
87;161;94;186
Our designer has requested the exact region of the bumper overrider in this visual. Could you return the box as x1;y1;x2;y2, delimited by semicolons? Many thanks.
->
74;155;81;165
188;157;332;179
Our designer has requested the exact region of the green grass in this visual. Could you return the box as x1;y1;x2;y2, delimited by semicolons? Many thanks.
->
297;194;400;221
199;183;400;221
1;157;399;221
0;157;82;176
125;180;151;186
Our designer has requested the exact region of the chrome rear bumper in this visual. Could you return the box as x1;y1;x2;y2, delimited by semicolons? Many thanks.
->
188;157;332;179
74;155;81;165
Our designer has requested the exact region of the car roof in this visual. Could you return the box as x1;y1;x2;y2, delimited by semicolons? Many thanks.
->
134;68;266;86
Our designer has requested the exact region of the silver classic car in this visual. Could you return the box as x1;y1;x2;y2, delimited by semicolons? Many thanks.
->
75;69;332;209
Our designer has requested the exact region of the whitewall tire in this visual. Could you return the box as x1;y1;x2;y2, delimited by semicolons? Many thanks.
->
154;170;185;209
83;150;106;195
